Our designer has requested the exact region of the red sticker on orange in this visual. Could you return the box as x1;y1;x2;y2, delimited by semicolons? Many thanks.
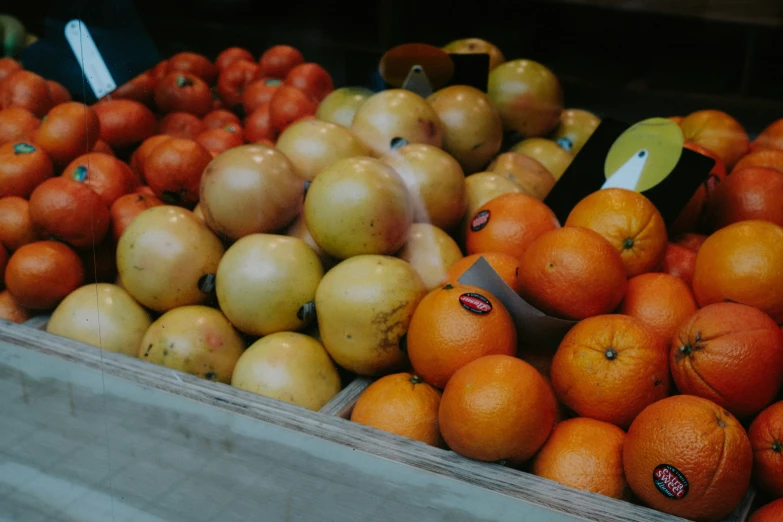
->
470;209;490;231
459;293;492;314
653;464;689;500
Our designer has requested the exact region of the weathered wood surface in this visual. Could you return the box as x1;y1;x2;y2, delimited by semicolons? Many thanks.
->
318;377;372;418
0;319;752;522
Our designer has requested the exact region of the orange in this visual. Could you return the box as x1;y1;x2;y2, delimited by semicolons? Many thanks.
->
518;227;627;320
707;167;783;229
660;242;697;288
5;240;85;309
202;109;241;130
93;99;157;150
259;45;305;79
692;220;783;323
130;134;173;181
28;177;110;248
565;188;667;277
680;109;750;169
61;152;138;207
0;141;53;198
732;147;783;174
47;80;71;105
672;302;783;419
350;372;443;447
532;417;630;500
748;401;783;498
35;102;100;166
216;47;255;71
465;192;559;261
551;314;669;428
92;140;114;156
753;118;783;151
749;500;783;522
243;78;282;115
407;282;517;389
0;197;39;251
619;272;697;343
195;128;244;155
0;70;53;118
0;289;31;323
623;395;752;521
157;112;205;140
110;192;164;242
446;252;522;293
0;107;39;145
244;103;276;142
108;71;156;107
166;52;217;84
142;138;212;207
217;59;258;108
439;354;556;464
154;72;212;116
0;58;22;83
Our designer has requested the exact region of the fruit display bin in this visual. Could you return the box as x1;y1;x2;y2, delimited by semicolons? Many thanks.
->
0;317;756;522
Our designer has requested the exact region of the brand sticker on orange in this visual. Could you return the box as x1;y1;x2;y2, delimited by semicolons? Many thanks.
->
459;293;492;314
653;464;689;500
470;210;490;231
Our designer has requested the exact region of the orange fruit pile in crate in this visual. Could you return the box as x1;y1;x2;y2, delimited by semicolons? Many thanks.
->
1;35;782;521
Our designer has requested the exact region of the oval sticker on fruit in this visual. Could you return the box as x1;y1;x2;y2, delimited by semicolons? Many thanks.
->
652;464;689;500
603;117;684;193
459;293;492;314
470;209;490;232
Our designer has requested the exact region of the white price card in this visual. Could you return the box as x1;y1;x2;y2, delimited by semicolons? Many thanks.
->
63;19;117;99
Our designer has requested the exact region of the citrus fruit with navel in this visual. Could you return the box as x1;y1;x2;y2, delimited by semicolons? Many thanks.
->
565;188;667;277
550;108;601;155
407;282;516;388
350;89;442;156
395;223;462;291
231;332;341;411
748;401;783;498
487;59;563;137
426;85;502;174
216;234;323;337
447;252;522;293
485;152;556;200
304;156;413;259
381;143;466;231
671;302;783;420
315;86;374;128
351;372;443;447
692;220;783;323
117;206;225;313
550;314;670;428
510;138;573;180
47;283;152;357
466;192;559;261
315;255;426;376
139;305;245;383
439;355;556;464
532;417;630;500
199;144;305;240
518;227;627;320
623;395;752;522
275;119;370;181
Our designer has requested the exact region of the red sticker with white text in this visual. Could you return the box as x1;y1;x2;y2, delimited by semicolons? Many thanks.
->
459;293;492;314
653;464;689;500
470;210;490;231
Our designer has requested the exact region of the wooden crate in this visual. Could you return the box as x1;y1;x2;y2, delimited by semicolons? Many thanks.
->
0;318;756;522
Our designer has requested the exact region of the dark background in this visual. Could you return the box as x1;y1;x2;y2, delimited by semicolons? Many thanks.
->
6;0;783;134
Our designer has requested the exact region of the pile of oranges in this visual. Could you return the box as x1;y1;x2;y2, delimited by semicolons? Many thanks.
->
1;37;783;522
